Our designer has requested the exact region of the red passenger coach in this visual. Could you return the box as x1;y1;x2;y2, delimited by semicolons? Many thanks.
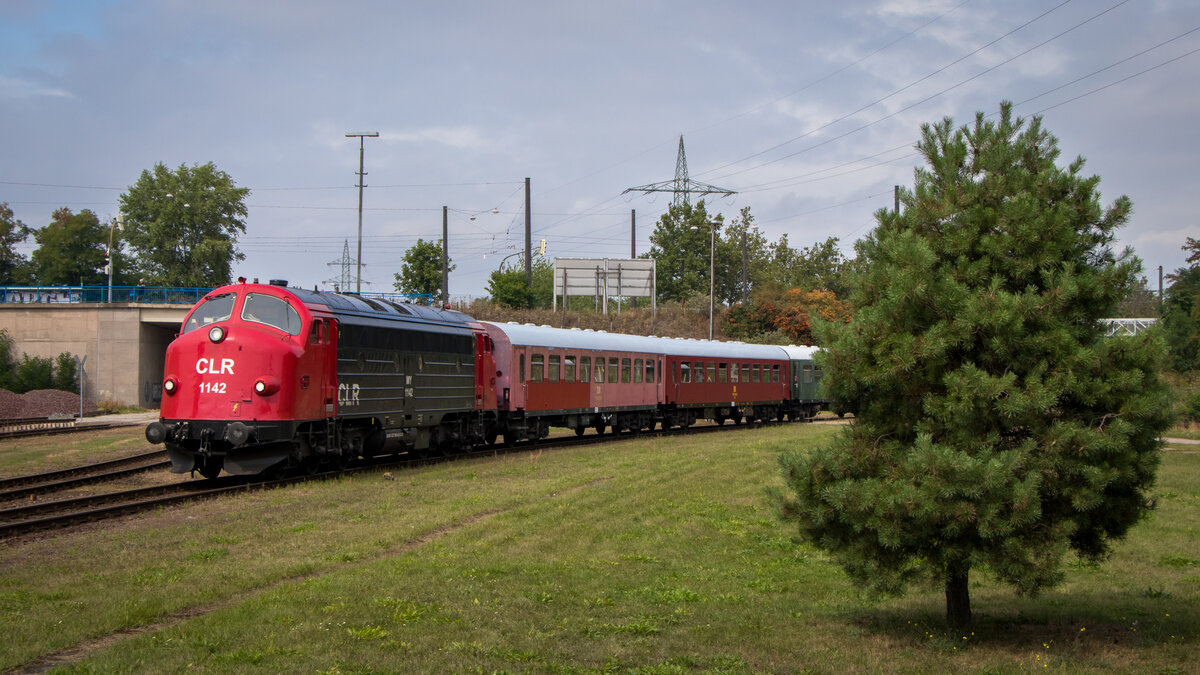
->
479;322;667;440
477;322;801;440
661;341;792;425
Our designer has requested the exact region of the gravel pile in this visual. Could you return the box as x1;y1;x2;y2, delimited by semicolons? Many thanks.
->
0;389;94;420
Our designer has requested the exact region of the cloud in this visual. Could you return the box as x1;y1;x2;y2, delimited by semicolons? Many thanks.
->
383;126;490;151
0;75;72;99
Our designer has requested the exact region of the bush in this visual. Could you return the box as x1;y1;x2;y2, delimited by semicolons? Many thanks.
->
1182;391;1200;429
54;353;77;392
0;329;14;390
14;355;54;392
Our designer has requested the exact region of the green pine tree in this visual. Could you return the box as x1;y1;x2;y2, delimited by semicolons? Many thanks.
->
780;102;1173;626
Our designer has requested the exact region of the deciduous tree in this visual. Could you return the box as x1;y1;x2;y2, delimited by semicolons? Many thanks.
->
0;202;32;285
119;162;249;287
1162;237;1200;371
394;238;452;298
29;208;109;286
780;103;1172;627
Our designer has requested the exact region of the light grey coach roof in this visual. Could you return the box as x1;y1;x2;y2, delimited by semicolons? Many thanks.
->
480;321;809;360
779;345;821;361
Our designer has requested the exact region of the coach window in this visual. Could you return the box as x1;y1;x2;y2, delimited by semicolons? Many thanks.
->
741;363;750;383
815;367;824;383
548;355;561;383
594;357;605;383
730;362;739;383
772;364;781;383
531;354;545;383
692;362;702;384
619;358;630;383
609;359;620;384
633;358;643;383
680;361;691;383
580;356;591;383
564;355;576;382
705;362;715;383
718;362;728;383
646;359;655;383
803;365;813;383
519;353;526;383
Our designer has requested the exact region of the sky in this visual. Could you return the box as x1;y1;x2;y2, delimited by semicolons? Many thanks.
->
1;0;1197;301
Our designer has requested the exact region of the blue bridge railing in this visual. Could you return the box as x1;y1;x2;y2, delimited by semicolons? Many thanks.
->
0;286;211;305
0;286;437;307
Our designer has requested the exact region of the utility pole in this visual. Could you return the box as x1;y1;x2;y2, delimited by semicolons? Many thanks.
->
630;209;636;258
524;177;532;290
346;131;379;293
442;206;449;306
894;185;900;214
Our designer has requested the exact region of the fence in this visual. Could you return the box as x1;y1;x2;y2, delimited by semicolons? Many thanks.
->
0;286;436;307
0;286;210;305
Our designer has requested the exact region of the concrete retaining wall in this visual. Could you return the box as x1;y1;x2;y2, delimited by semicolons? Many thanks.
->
0;304;188;409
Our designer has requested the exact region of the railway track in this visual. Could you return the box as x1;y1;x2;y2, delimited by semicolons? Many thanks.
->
0;416;844;539
0;450;169;502
0;415;150;440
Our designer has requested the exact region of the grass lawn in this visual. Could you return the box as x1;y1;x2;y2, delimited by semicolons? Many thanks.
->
0;425;1196;673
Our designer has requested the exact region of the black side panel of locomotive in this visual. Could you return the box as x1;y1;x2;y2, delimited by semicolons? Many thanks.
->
290;290;476;429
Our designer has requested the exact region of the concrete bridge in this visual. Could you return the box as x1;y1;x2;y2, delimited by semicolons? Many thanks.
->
1;302;189;408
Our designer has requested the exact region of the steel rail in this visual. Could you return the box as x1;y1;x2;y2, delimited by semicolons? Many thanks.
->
0;450;168;492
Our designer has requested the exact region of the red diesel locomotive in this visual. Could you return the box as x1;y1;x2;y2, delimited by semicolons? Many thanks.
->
145;281;826;478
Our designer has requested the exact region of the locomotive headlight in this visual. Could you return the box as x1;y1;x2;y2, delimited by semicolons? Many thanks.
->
208;325;226;343
253;378;280;396
163;378;178;395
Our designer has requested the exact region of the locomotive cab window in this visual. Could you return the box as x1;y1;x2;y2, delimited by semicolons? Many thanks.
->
241;293;302;335
183;292;236;333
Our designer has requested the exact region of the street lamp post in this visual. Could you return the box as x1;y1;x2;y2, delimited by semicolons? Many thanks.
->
108;216;125;302
346;131;379;293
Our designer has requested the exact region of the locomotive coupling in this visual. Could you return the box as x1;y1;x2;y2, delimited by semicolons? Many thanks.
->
145;421;166;445
224;421;252;447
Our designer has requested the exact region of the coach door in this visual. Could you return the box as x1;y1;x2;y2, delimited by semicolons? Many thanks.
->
474;332;498;410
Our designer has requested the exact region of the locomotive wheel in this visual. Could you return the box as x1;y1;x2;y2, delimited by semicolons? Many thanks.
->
485;431;498;446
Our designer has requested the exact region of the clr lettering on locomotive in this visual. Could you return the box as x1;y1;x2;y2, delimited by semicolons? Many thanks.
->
196;357;235;375
338;383;361;406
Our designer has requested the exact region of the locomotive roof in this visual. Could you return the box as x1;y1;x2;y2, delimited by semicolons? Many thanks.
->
482;321;797;360
287;287;476;325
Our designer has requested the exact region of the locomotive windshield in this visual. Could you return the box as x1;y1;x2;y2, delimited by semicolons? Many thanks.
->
241;293;303;335
182;293;236;334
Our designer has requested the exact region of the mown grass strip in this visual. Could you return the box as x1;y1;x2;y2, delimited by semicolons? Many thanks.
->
1;424;1197;673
